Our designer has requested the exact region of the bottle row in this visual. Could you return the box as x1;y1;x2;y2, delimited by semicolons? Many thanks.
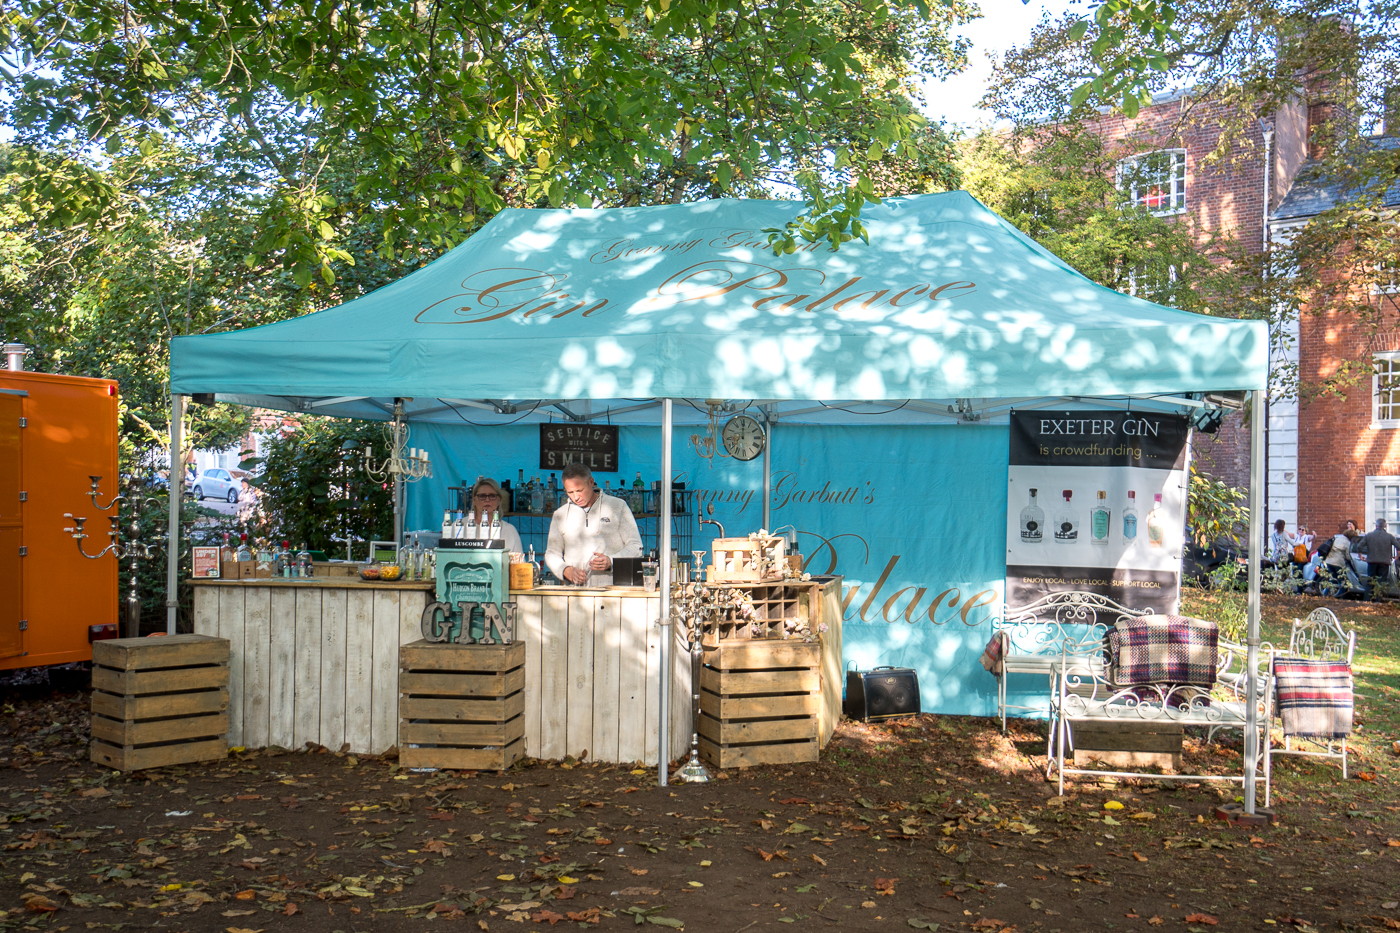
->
500;469;653;515
224;532;316;577
442;509;505;541
1018;487;1167;547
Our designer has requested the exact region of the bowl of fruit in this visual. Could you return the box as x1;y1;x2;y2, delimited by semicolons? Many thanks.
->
379;564;403;581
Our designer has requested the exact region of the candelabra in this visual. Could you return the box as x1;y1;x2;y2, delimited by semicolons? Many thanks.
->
687;399;745;468
361;400;432;543
668;573;756;784
62;475;166;638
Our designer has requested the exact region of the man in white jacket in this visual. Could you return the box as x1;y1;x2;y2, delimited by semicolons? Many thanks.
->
546;464;643;585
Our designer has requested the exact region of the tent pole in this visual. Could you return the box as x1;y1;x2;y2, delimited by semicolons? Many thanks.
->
1244;388;1265;814
658;398;674;786
166;393;184;634
762;408;772;530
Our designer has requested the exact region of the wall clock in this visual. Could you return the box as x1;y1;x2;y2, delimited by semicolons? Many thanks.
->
721;414;766;462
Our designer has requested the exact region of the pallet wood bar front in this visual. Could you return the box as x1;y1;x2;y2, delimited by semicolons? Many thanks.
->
698;640;821;769
399;641;526;771
1070;720;1184;771
90;634;230;771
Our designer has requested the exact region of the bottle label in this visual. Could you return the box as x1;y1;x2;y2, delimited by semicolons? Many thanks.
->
1091;508;1110;542
1124;514;1138;538
1020;520;1041;543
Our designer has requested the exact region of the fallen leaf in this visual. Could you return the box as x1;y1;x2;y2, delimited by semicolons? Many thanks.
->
862;901;877;908
222;910;255;917
630;869;649;876
1185;914;1218;925
530;909;566;925
875;878;896;895
970;919;1005;931
1129;811;1156;820
283;903;300;916
778;797;811;805
1133;852;1148;862
497;874;516;881
618;887;660;896
1148;917;1166;926
225;928;264;933
23;895;60;914
234;890;256;900
558;876;579;885
79;788;111;798
908;919;940;930
811;854;827;866
1103;801;1124;810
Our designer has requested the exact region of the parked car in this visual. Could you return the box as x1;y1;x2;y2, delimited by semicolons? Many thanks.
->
1183;542;1244;588
191;468;240;503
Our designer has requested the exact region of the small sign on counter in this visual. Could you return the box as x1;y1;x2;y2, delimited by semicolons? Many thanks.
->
192;547;221;578
540;423;618;472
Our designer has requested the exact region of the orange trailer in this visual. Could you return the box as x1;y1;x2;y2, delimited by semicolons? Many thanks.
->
0;367;120;670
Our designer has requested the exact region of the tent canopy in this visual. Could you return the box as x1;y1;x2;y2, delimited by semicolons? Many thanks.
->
169;191;1267;420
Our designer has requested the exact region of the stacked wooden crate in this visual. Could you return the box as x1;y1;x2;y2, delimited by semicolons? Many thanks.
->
90;634;230;771
399;641;525;771
698;640;820;769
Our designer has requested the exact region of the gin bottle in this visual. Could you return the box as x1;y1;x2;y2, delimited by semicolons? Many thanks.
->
465;510;477;540
1090;491;1111;546
1147;493;1165;548
530;476;544;513
490;510;502;541
236;532;252;563
1019;488;1045;543
298;542;313;577
632;471;645;514
1123;491;1138;540
1053;490;1079;543
442;509;453;539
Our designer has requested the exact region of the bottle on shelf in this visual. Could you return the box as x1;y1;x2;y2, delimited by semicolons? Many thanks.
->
1147;494;1165;548
256;539;273;572
530;475;544;514
297;542;313;577
548;473;559;511
604;479;612;495
516;469;525;511
1018;487;1044;544
1090;491;1111;545
490;510;502;541
632;471;645;514
221;532;234;563
442;509;453;539
411;534;424;580
280;541;293;578
1123;491;1138;540
236;532;252;563
465;510;478;540
1053;490;1078;543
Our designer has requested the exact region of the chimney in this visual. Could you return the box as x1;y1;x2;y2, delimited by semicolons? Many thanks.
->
3;343;25;371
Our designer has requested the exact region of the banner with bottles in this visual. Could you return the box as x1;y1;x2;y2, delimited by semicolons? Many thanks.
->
1005;411;1190;615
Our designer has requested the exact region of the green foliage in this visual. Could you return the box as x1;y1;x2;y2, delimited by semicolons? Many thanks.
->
1;0;975;275
959;124;1240;315
243;418;392;556
1187;463;1248;550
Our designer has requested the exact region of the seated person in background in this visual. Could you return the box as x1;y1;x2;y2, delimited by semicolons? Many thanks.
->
1319;523;1354;596
470;477;523;554
545;463;642;586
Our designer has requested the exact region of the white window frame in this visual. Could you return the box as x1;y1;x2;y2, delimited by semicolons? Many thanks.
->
1374;351;1400;429
1364;475;1400;532
1125;263;1178;302
1117;149;1187;216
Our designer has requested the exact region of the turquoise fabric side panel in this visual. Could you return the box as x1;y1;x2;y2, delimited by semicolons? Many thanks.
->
406;421;1043;719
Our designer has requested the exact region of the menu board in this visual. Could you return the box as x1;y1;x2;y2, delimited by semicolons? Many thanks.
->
192;546;222;578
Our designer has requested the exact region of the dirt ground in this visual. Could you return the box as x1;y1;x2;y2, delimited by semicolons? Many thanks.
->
1;595;1398;933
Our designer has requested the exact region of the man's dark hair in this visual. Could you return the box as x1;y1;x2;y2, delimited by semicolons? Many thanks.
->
562;463;593;483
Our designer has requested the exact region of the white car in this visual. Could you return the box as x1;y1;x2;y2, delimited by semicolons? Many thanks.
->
192;468;240;503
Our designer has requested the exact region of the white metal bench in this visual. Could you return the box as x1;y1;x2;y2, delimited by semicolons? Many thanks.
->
990;592;1151;732
1262;607;1356;806
1046;630;1273;793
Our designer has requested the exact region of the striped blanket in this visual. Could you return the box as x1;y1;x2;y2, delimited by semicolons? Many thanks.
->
1108;616;1219;687
1273;659;1353;739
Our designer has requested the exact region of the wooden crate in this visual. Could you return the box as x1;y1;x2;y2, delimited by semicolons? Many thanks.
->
399;640;525;771
708;537;784;584
698;640;819;769
707;583;808;644
90;634;230;771
1070;719;1183;771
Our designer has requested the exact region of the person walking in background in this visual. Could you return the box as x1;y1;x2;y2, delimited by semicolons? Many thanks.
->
1355;518;1398;598
1269;519;1297;565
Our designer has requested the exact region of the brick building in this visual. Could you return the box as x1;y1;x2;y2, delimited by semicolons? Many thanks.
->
1072;87;1400;538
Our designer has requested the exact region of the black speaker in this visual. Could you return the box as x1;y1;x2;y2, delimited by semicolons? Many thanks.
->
844;667;920;722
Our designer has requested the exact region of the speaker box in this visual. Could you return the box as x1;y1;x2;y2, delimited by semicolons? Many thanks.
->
844;667;921;722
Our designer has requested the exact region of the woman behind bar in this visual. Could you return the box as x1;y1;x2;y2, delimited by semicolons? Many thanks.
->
470;477;523;554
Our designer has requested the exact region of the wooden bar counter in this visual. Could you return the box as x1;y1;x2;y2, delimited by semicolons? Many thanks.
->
191;575;842;764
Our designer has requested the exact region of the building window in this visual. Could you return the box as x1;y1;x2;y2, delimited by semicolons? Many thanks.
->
1375;352;1400;428
1125;263;1178;303
1365;475;1400;530
1118;150;1187;215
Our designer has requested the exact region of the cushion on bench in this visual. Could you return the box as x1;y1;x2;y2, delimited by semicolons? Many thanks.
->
1108;616;1218;688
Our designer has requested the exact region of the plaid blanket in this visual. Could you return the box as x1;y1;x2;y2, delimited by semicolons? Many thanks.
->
980;632;1007;676
1273;658;1353;739
1108;616;1219;687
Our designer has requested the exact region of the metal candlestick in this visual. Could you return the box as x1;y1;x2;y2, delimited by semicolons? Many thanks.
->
62;475;166;638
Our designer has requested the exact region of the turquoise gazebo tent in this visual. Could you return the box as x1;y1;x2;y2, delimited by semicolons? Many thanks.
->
166;191;1271;810
170;191;1266;411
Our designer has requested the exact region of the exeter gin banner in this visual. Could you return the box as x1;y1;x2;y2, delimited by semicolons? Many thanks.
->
1005;411;1189;615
